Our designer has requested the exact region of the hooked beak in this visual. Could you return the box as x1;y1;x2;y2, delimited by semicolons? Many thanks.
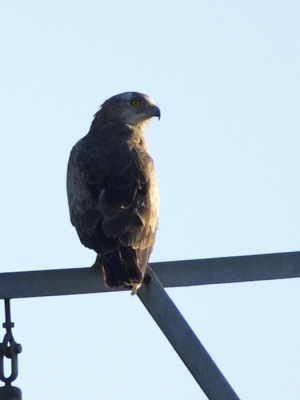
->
150;105;161;120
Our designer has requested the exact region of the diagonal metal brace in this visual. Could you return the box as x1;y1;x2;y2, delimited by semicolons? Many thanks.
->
138;267;240;400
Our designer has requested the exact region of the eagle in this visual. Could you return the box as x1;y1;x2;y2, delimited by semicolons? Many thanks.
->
67;92;160;294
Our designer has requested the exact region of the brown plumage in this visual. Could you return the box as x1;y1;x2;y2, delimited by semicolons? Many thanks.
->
67;92;160;294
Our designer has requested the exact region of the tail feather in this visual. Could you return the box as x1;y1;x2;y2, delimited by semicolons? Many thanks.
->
94;247;146;293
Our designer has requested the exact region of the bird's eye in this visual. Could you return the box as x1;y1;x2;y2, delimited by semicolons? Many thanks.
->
132;99;141;107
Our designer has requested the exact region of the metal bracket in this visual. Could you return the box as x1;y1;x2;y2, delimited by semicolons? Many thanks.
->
0;300;22;400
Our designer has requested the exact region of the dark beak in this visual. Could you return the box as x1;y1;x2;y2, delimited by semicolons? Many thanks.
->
150;105;161;120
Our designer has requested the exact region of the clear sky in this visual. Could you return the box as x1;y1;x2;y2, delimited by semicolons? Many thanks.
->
1;1;300;399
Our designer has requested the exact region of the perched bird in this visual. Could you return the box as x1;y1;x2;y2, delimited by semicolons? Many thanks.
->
67;92;160;294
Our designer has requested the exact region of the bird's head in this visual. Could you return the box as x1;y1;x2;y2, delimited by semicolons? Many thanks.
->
98;92;160;129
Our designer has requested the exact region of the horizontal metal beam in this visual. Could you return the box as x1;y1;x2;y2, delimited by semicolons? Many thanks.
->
138;267;240;399
153;250;300;287
0;266;110;299
0;251;300;299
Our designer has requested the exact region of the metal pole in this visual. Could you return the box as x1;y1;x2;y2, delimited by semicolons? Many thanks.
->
138;267;240;400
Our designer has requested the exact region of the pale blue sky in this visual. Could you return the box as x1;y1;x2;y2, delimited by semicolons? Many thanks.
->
1;1;300;399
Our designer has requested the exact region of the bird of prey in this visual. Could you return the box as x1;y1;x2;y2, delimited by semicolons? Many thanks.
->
67;92;160;294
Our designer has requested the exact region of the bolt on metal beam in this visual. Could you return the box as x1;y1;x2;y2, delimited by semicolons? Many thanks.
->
138;267;240;400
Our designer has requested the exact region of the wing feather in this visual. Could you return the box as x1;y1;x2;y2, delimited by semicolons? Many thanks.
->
67;135;158;256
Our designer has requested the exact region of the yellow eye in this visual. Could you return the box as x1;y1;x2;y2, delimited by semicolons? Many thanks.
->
132;99;141;107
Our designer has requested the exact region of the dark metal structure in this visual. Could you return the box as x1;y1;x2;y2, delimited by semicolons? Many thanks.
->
1;250;300;399
0;300;22;400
